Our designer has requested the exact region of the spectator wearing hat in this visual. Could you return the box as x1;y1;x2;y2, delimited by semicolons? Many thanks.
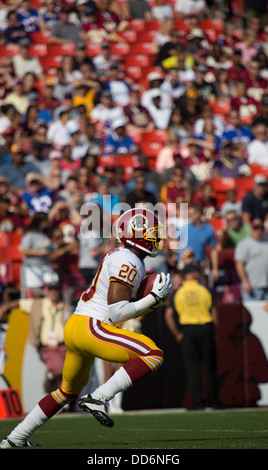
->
50;6;82;44
141;71;165;109
165;261;221;411
21;173;54;215
241;174;268;224
0;144;41;192
92;42;113;79
185;28;208;55
12;38;44;82
212;140;251;179
235;217;268;301
0;272;73;393
124;90;154;133
247;122;268;166
104;62;131;107
90;89;125;135
0;192;25;233
103;117;138;155
221;109;253;148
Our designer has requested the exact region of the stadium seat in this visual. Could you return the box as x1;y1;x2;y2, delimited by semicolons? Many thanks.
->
125;65;142;80
140;141;164;157
130;42;158;56
0;44;19;56
30;31;51;44
29;43;48;57
249;164;268;177
207;178;235;193
199;19;224;34
141;129;167;143
109;42;130;57
0;233;8;247
39;55;63;70
210;100;230;120
135;30;158;43
129;19;145;32
174;20;191;32
86;43;101;57
117;30;137;43
47;43;76;56
124;54;151;68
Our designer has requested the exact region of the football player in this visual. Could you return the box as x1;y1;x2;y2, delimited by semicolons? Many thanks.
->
0;208;172;448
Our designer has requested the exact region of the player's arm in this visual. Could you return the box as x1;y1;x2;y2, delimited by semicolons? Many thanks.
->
108;273;172;324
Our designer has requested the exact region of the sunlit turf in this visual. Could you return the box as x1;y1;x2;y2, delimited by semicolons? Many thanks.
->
1;408;268;451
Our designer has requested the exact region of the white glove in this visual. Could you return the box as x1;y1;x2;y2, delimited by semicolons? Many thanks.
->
150;273;173;304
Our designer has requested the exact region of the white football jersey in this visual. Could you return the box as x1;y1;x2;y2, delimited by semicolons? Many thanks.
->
74;247;145;324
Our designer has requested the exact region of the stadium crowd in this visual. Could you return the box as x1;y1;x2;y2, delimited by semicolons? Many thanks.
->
0;0;267;306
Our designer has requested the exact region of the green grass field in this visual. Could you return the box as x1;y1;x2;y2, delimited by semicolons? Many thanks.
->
1;408;268;451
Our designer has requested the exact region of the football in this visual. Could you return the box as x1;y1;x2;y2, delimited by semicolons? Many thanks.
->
136;273;160;300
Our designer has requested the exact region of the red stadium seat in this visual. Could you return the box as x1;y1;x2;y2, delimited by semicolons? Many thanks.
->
129;19;145;32
140;141;163;157
174;20;191;32
29;43;48;57
130;42;158;56
135;30;158;43
125;65;142;80
124;54;151;68
109;42;130;57
117;30;137;43
39;55;63;70
86;43;101;57
0;44;19;56
47;43;76;56
199;19;224;33
30;31;51;44
141;129;167;143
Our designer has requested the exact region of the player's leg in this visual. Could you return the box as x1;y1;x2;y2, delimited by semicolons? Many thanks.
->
78;318;164;424
0;316;94;448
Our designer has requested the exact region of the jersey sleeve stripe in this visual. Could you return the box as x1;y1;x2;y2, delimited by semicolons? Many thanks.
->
109;276;134;289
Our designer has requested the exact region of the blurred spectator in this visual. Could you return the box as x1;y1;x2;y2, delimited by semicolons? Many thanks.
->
174;0;207;19
175;88;203;128
127;0;152;20
38;0;60;32
154;18;174;47
17;0;40;33
50;6;82;44
212;141;250;179
245;58;268;103
56;175;84;211
124;90;154;133
75;165;96;199
12;38;44;81
252;95;268;127
235;218;268;301
79;121;101;156
230;79;259;125
191;181;218;219
178;203;219;282
92;42;113;79
0;192;25;233
160;167;191;204
4;10;29;44
90;89;125;135
220;188;242;217
20;212;57;296
221;109;253;147
162;152;197;192
155;130;181;174
142;88;172;130
151;0;174;20
21;172;54;214
194;65;216;103
125;174;157;207
0;143;41;192
104;62;131;107
193;102;225;138
241;174;268;224
141;71;165;109
247;122;268;166
220;210;251;249
47;110;78;147
235;29;259;66
227;49;250;84
48;199;82;231
182;141;211;183
3;77;29;115
90;177;121;214
167;106;191;143
103;117;138;155
160;68;185;104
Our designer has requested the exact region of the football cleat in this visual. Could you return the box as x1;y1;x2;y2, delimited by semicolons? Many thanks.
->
78;394;114;428
0;437;38;448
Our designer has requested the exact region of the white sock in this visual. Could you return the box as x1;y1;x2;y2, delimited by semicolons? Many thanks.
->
7;404;48;445
92;366;132;402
